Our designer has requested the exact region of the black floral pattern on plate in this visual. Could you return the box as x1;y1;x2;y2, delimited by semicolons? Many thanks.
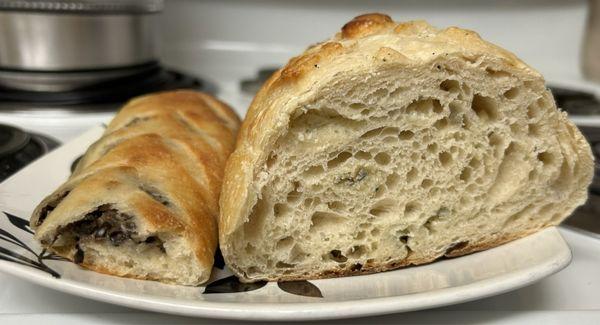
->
278;280;323;298
203;275;267;294
1;211;325;298
0;211;64;278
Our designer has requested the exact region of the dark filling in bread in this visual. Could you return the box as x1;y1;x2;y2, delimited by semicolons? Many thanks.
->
51;204;165;264
37;191;70;226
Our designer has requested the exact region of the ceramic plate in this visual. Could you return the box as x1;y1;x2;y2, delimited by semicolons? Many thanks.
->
0;126;572;321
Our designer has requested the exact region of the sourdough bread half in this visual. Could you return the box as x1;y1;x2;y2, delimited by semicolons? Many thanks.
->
219;14;594;282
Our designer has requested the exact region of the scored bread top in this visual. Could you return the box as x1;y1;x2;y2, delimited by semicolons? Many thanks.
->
219;14;543;242
32;90;240;284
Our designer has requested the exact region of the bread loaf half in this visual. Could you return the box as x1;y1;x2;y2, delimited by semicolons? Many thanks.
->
32;90;240;285
219;14;594;282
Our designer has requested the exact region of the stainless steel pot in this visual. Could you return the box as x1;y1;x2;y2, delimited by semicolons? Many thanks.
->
0;0;163;71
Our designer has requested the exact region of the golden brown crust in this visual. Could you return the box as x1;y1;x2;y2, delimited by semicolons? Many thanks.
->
31;90;240;285
341;13;394;39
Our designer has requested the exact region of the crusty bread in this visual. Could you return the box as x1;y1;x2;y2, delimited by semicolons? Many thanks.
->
31;90;240;285
219;14;594;282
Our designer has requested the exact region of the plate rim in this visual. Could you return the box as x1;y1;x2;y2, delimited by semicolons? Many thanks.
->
0;227;572;321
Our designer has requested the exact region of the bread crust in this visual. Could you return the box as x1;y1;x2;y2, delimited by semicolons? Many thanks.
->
219;14;593;282
31;90;240;285
248;226;543;283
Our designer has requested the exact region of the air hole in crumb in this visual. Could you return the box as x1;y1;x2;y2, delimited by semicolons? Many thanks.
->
487;132;503;147
276;261;295;268
406;98;443;115
304;164;325;177
350;102;366;110
243;199;268;240
371;227;381;236
286;182;302;204
266;153;277;168
386;173;401;187
329;250;347;262
399;235;409;244
537;96;549;108
327;151;352;168
404;201;419;215
406;168;418;183
469;157;481;168
348;245;367;258
275;236;294;250
424;215;440;233
449;101;462;119
361;126;400;139
510;123;522;134
527;103;540;119
538;151;554;165
399;130;414;140
485;68;511;79
303;198;313;207
350;263;363;271
440;79;460;92
471;94;499;121
503;87;520;99
371;88;389;99
427;143;438;153
245;244;256;254
528;123;541;136
355;231;366;240
370;242;378;251
438;151;452;166
355;150;372;160
390;87;404;97
369;199;396;217
434;118;449;129
374;152;391;165
445;241;469;256
274;203;291;217
310;211;345;231
459;167;472;182
421;179;433;188
328;201;345;211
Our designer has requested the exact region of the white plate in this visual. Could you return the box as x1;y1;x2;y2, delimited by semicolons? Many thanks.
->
0;126;573;321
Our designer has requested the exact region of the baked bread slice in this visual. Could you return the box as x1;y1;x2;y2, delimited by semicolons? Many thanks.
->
219;14;594;282
31;90;240;285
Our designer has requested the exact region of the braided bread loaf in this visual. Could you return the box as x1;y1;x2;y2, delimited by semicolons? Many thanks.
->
31;90;240;285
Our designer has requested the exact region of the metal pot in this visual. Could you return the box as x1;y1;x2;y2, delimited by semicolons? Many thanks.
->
0;0;163;71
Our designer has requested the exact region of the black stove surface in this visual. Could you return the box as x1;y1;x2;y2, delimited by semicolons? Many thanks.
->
565;126;600;234
0;62;213;106
0;124;59;182
549;86;600;115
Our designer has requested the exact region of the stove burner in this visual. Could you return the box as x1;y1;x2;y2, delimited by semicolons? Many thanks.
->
549;86;600;115
0;124;59;182
565;126;600;234
0;62;213;106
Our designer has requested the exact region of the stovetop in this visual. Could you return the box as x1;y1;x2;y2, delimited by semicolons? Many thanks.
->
0;124;59;182
0;62;212;107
